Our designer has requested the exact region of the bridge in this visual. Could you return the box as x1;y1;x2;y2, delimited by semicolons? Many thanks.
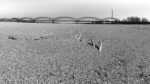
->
53;16;78;23
78;17;102;21
102;17;120;24
21;17;35;22
35;17;53;23
2;9;122;24
78;17;102;24
9;16;120;24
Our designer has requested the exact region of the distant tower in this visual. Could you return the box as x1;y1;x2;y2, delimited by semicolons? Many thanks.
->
111;9;114;18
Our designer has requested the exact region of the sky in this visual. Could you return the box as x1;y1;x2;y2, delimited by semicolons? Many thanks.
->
0;0;150;20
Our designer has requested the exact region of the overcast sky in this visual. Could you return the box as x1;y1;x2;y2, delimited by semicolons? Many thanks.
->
0;0;150;20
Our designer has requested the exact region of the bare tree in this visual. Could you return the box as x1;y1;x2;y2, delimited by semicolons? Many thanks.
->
126;16;141;22
141;17;149;22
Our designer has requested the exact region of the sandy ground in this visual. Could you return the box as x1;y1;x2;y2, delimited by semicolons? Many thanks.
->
0;22;150;84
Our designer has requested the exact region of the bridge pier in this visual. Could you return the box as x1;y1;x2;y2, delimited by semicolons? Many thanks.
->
75;20;79;24
52;20;55;23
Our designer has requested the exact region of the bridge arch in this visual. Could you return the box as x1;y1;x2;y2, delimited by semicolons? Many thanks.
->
21;17;35;22
102;17;120;21
78;17;102;21
10;18;22;22
35;17;53;23
53;16;77;21
35;17;53;20
53;16;78;23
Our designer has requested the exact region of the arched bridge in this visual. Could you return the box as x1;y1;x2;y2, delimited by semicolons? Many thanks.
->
78;17;102;21
21;17;35;22
102;17;120;21
18;16;121;24
78;17;102;23
102;17;120;23
53;16;78;23
35;17;53;23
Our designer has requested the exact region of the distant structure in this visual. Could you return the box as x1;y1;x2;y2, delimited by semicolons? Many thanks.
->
101;9;120;24
0;9;122;24
112;9;114;18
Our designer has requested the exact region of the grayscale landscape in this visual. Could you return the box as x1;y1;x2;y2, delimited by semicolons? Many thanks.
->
0;0;150;84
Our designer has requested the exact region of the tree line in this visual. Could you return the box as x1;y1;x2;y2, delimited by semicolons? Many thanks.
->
120;16;150;24
94;16;150;24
